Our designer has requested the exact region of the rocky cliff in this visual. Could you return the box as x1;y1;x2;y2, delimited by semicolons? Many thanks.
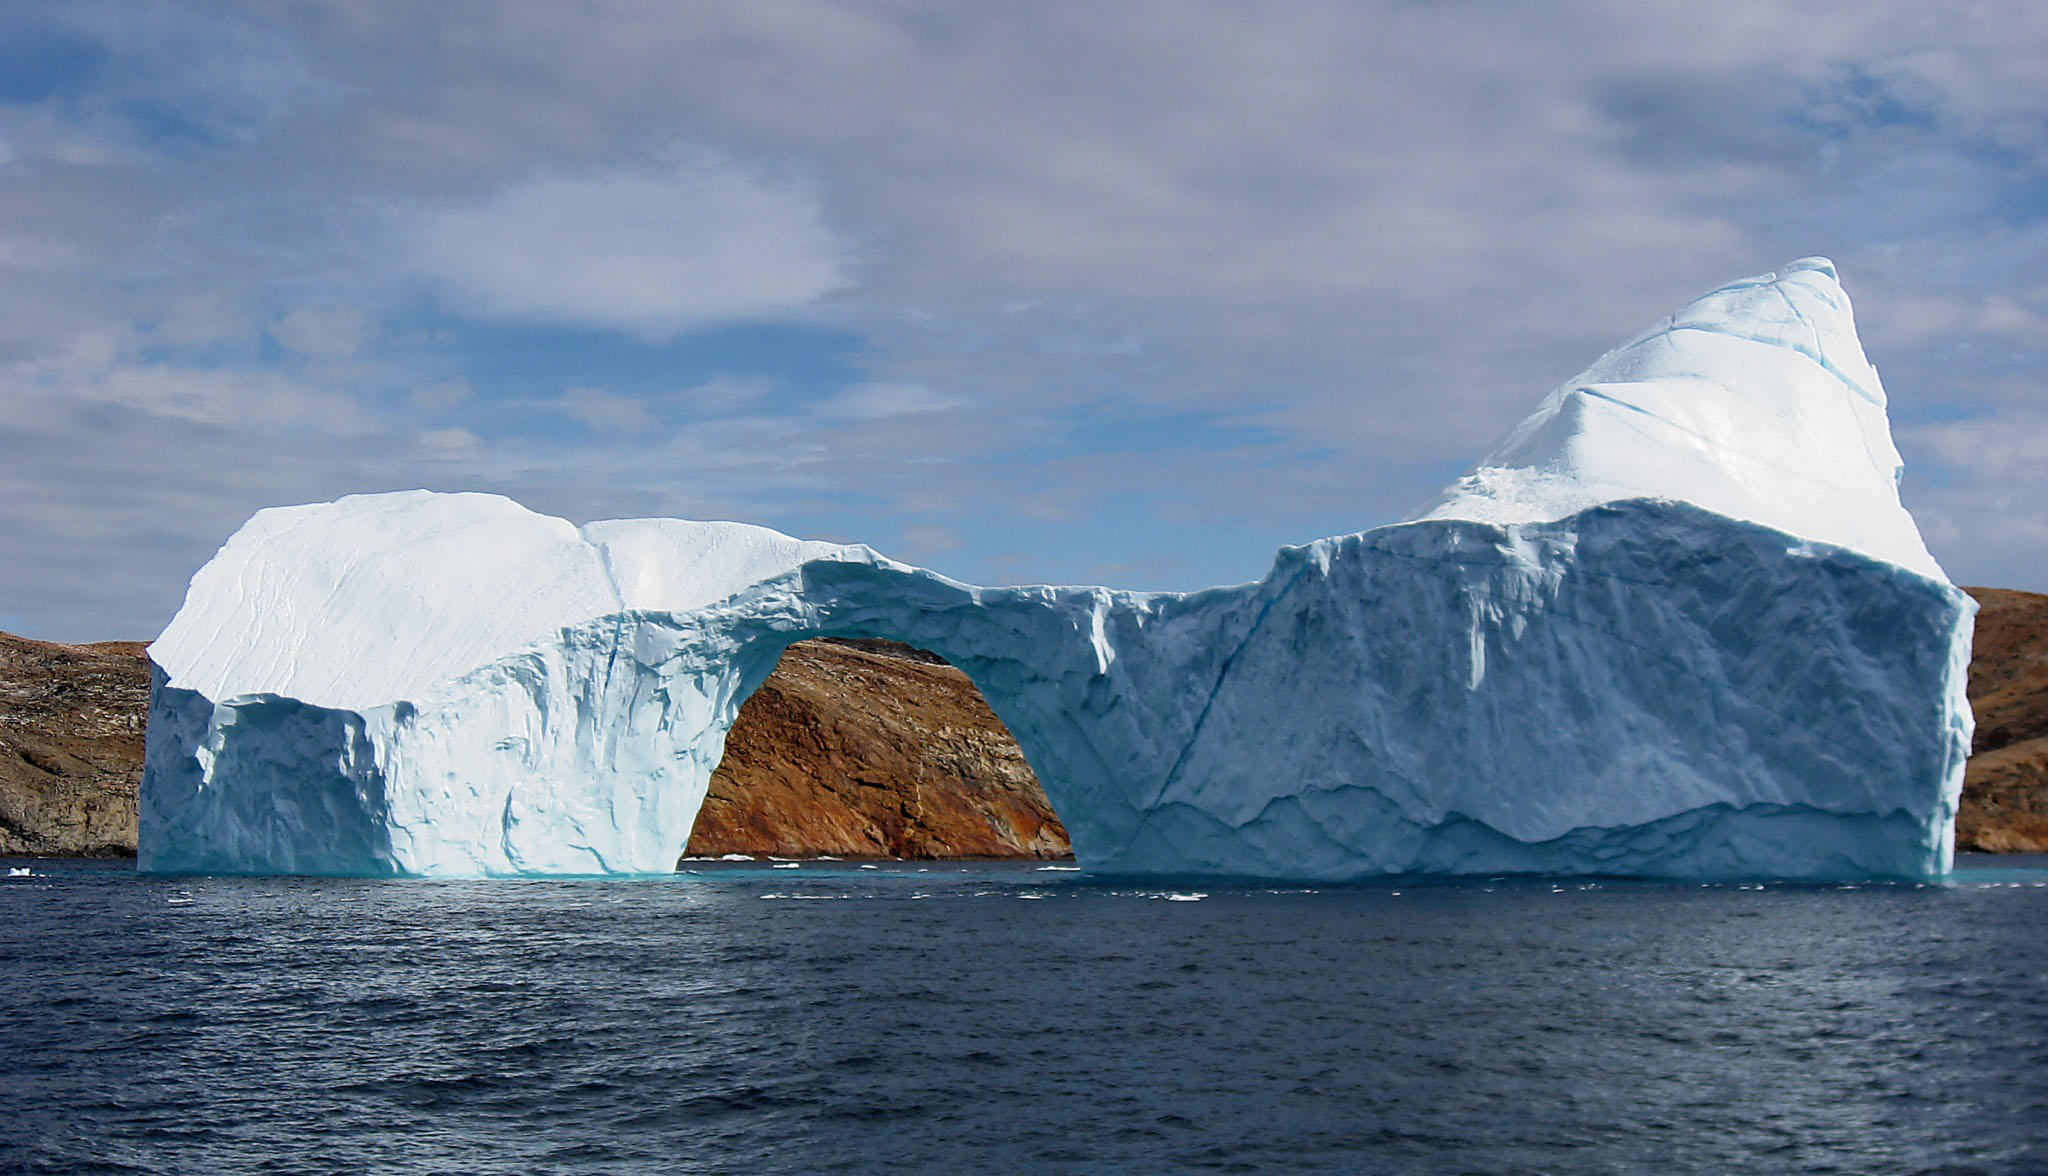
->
0;633;148;856
684;639;1068;860
1958;588;2048;852
6;588;2048;860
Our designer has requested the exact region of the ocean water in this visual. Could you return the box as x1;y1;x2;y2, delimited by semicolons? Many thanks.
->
4;856;2047;1174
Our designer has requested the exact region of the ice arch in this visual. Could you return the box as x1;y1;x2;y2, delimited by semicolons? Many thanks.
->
141;259;1975;879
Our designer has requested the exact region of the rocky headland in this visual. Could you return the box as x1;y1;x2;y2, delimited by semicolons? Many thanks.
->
6;586;2047;860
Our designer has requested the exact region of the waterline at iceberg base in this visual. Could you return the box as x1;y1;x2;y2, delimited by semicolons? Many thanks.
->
140;259;1976;880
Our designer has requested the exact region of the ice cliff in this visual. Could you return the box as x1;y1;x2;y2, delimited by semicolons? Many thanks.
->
140;258;1976;879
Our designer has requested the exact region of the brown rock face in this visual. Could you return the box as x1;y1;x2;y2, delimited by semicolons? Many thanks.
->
0;633;148;856
684;639;1070;860
1958;588;2048;852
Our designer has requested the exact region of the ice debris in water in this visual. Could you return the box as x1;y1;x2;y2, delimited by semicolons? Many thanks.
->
140;258;1972;882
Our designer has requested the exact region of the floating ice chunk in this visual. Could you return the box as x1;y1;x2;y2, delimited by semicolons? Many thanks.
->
140;259;1973;882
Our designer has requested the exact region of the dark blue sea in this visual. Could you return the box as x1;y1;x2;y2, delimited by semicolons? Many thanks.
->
4;855;2047;1174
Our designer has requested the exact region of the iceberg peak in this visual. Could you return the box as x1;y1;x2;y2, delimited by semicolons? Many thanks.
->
1782;255;1838;281
1416;258;1939;580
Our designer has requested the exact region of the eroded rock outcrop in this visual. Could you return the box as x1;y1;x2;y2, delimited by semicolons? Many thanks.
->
0;633;147;856
1958;587;2048;852
686;639;1067;860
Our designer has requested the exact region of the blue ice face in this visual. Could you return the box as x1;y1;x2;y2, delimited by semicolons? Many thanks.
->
139;263;1975;881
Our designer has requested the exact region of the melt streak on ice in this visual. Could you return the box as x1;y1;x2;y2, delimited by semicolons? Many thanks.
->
141;259;1975;879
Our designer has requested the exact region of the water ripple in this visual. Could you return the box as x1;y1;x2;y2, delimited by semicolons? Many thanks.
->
4;855;2048;1173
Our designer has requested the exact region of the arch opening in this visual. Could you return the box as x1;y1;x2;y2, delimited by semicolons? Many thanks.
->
681;637;1072;866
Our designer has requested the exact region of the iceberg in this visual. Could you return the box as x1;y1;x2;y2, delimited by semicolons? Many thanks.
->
140;258;1975;879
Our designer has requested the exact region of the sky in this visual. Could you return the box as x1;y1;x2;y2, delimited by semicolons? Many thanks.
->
1;1;2044;642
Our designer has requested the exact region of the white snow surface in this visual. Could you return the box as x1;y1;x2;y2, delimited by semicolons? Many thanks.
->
152;496;858;711
582;517;860;615
140;259;1976;880
1418;257;1943;579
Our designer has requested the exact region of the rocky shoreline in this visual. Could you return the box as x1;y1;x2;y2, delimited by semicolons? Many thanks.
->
7;586;2047;861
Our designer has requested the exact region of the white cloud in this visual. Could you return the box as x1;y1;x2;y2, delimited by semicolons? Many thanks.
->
821;382;962;421
1900;413;2048;588
1907;414;2048;484
898;523;964;559
558;386;652;431
155;293;248;347
403;156;852;338
410;379;473;414
271;306;372;358
7;336;361;432
9;0;2048;638
0;2;322;165
415;427;483;462
1869;290;2047;345
0;236;75;270
681;376;771;413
